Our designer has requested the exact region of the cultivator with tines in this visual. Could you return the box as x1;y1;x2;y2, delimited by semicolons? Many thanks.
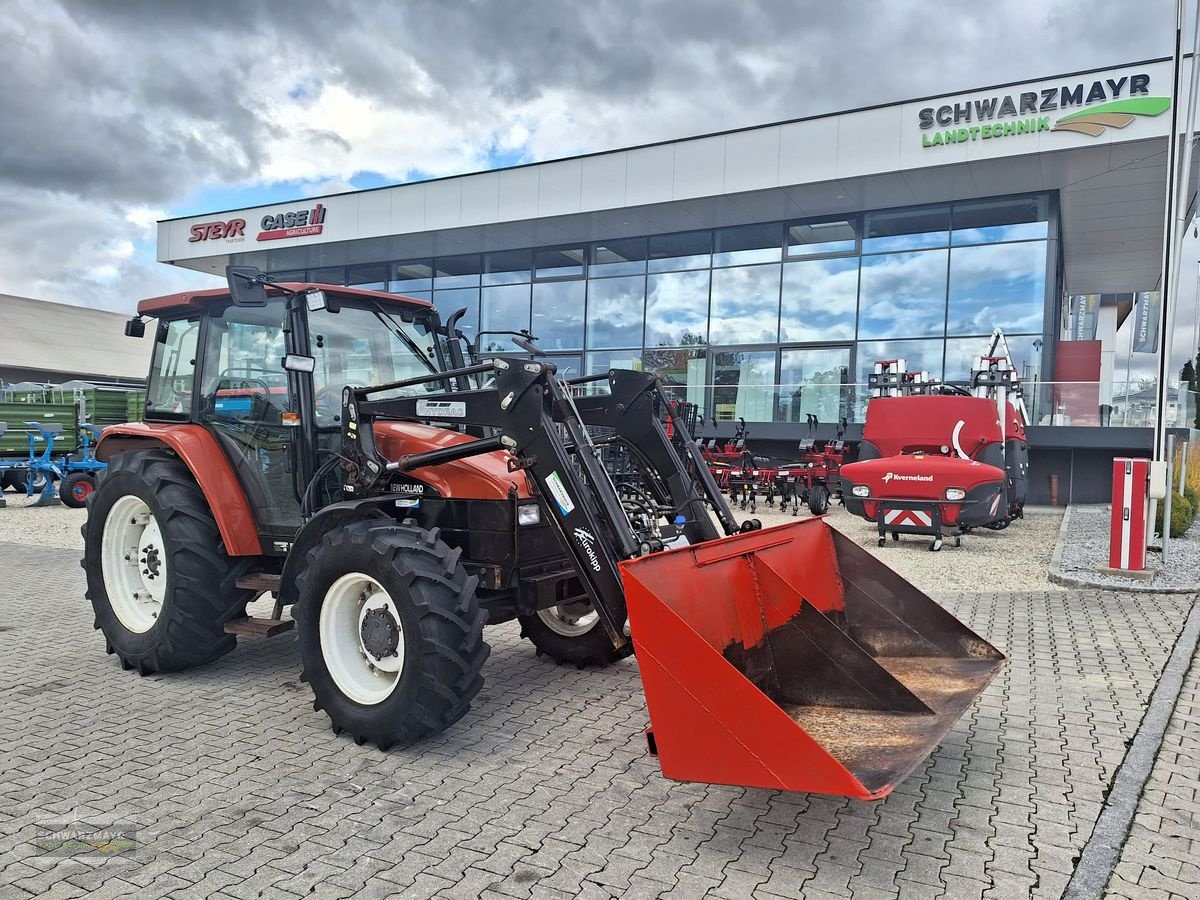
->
698;417;846;517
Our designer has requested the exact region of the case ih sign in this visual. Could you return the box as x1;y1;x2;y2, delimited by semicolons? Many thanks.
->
257;204;327;241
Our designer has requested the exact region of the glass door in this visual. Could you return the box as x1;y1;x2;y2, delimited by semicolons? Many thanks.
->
778;345;852;425
708;349;777;423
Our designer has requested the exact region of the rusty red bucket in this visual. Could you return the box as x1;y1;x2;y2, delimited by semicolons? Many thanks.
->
620;518;1005;799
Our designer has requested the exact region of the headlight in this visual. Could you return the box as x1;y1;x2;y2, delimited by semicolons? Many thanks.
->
945;488;966;501
851;485;870;498
517;503;541;526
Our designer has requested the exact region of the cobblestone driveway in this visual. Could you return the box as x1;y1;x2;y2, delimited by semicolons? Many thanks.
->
0;541;1192;899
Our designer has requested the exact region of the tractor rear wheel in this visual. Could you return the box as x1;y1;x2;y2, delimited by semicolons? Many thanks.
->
518;597;633;668
60;471;96;508
83;450;254;674
293;519;489;750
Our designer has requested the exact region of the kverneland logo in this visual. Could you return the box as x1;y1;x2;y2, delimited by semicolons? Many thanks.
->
258;203;327;241
882;472;934;483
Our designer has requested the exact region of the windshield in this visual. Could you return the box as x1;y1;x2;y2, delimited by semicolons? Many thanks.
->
309;302;444;425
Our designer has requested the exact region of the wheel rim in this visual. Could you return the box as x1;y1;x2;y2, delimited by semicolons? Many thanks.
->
537;599;600;637
319;572;405;706
71;479;94;502
101;495;167;633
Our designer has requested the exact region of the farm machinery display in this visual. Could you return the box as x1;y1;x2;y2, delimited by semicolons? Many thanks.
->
79;269;1004;799
0;382;140;506
697;416;846;515
0;420;106;508
841;332;1030;551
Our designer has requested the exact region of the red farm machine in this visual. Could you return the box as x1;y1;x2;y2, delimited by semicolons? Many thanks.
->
841;333;1030;551
697;416;845;516
80;268;1004;799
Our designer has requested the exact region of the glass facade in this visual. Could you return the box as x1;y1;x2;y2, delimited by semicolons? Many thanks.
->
273;194;1052;423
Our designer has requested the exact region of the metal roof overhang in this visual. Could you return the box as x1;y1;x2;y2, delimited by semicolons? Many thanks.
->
188;139;1179;297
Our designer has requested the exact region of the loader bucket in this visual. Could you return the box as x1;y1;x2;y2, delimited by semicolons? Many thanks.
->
620;518;1004;799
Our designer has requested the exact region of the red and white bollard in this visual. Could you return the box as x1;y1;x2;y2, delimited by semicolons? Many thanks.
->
1110;457;1150;571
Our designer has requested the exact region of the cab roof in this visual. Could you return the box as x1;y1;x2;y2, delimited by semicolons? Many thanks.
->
136;282;433;317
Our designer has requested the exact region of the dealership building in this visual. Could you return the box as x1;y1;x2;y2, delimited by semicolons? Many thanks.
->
158;58;1185;503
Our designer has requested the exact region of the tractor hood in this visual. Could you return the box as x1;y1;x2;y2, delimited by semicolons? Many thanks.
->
840;454;1004;499
372;421;534;501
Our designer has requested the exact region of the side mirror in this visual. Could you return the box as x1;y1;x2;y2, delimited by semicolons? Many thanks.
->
226;265;268;307
124;317;146;338
282;353;316;373
512;333;543;357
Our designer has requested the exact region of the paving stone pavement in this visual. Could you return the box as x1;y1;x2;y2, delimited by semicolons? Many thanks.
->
1104;647;1200;900
0;540;1192;900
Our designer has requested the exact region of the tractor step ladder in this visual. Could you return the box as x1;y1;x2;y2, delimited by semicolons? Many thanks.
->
224;617;294;637
226;573;293;637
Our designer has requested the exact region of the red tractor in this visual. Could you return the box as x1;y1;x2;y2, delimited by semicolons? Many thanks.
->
79;268;1004;799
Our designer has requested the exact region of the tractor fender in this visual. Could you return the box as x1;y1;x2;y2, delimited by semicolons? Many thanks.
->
278;496;407;606
96;423;263;556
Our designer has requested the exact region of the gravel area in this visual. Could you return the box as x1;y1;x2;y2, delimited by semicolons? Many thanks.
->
752;502;1065;595
0;489;1065;595
1055;503;1200;591
0;492;85;551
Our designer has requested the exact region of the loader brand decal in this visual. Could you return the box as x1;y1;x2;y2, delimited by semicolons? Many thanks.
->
572;527;603;572
918;72;1169;148
884;508;933;527
257;203;327;241
545;470;575;516
188;218;246;243
415;399;466;418
881;472;935;483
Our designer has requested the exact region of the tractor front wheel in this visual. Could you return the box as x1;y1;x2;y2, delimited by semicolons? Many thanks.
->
83;450;254;674
519;597;633;668
293;519;489;750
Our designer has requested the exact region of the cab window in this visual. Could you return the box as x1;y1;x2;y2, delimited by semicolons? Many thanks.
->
145;317;199;418
200;301;291;423
309;302;443;425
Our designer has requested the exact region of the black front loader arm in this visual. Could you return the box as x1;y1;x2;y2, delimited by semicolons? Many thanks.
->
341;360;633;650
338;359;751;652
570;370;742;542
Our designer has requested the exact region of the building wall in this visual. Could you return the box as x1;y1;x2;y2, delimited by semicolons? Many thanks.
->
262;192;1055;425
0;294;153;385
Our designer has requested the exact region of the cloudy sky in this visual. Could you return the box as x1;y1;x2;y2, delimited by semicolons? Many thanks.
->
0;0;1184;322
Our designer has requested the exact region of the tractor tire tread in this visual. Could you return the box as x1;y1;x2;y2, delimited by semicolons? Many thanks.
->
83;450;255;675
293;519;489;750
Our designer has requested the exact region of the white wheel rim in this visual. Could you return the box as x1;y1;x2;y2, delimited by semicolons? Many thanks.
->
537;600;599;637
319;572;404;706
101;495;167;634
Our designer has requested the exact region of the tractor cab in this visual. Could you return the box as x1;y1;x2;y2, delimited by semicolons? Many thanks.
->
129;278;450;540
